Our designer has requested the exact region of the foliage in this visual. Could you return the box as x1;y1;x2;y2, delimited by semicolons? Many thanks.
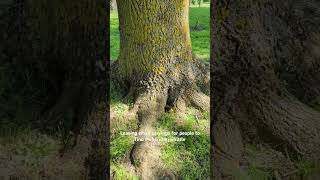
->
197;0;202;7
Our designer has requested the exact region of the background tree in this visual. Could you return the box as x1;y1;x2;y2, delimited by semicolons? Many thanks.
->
197;0;202;7
211;0;320;179
114;0;209;179
110;0;117;11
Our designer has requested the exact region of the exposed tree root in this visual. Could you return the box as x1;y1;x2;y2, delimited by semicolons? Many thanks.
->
211;46;320;179
211;115;243;180
111;60;209;179
212;90;320;179
211;0;320;179
187;89;210;112
254;92;320;160
128;88;167;179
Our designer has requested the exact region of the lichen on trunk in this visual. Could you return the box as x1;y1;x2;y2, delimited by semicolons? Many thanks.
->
113;0;209;179
117;0;192;78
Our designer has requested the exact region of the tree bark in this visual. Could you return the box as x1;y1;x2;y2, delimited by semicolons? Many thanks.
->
1;0;108;178
211;0;320;179
115;0;209;179
117;0;193;79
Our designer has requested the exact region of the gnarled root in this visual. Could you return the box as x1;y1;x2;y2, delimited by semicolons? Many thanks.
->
129;90;167;179
211;89;320;179
111;60;210;179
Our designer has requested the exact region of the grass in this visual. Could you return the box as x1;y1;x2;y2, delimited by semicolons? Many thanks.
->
110;4;210;62
156;109;210;179
111;135;134;162
110;79;210;178
111;164;139;180
295;157;320;179
110;80;137;179
0;128;59;174
232;144;320;180
110;12;120;61
189;6;210;61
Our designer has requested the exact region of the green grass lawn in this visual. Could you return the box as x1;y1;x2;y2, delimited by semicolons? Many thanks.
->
110;12;120;61
110;5;210;62
189;6;210;61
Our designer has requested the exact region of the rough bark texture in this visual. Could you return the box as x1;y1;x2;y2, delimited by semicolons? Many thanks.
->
117;0;192;78
1;0;108;179
211;0;320;179
0;0;106;131
115;0;209;179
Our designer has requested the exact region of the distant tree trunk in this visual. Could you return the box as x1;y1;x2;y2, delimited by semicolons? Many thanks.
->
115;0;209;179
111;0;117;11
211;0;320;179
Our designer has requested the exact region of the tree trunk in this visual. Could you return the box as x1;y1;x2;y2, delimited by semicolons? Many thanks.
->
1;0;108;178
111;0;117;11
211;0;320;179
117;0;193;79
115;0;209;179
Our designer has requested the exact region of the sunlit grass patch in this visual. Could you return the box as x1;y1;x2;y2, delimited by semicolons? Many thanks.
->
111;164;139;180
111;135;134;162
110;11;120;61
156;108;210;179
